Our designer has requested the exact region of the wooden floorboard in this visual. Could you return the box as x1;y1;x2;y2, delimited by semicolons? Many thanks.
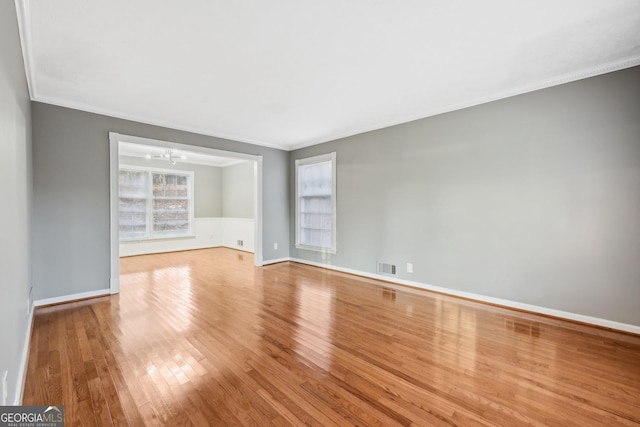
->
24;247;640;426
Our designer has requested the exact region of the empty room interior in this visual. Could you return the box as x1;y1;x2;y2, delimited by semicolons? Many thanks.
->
2;0;640;425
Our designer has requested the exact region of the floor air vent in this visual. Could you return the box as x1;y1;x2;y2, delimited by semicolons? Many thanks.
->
377;262;396;275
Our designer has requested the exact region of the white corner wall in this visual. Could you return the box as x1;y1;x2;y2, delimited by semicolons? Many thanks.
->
120;217;254;257
220;217;255;251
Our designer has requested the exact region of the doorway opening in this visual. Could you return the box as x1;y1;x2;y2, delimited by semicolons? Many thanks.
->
109;132;263;294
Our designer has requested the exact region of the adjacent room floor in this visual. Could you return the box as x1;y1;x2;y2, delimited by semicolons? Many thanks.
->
24;248;640;426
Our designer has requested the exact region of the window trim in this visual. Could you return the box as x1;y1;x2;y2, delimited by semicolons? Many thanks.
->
295;152;337;253
119;164;195;242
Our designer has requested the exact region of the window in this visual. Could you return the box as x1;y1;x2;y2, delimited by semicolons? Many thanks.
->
119;166;194;241
119;169;148;240
295;152;336;253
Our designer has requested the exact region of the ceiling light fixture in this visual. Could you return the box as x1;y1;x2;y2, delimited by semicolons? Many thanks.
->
146;149;185;165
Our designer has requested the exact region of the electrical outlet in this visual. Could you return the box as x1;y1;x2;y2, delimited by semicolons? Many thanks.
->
2;370;8;405
237;240;243;247
274;243;278;250
407;263;413;273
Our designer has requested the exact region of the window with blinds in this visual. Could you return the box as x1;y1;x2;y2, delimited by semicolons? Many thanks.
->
295;152;336;253
119;170;148;240
119;167;193;241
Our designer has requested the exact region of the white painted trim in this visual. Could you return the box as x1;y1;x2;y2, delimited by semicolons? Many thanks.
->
288;257;640;335
35;94;290;150
254;157;264;267
230;246;255;254
120;245;222;257
119;245;262;258
14;0;36;99
295;152;337;253
34;289;111;308
109;133;120;294
15;308;34;405
25;56;640;152
262;257;292;265
287;55;640;151
110;133;263;275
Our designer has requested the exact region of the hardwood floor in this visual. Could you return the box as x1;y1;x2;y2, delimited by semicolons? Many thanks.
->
23;248;640;426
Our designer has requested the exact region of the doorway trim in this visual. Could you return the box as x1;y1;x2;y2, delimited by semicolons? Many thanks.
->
109;132;264;294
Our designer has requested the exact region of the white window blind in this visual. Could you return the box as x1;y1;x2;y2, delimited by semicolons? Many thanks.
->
295;153;336;252
152;172;190;236
119;170;148;240
119;167;193;241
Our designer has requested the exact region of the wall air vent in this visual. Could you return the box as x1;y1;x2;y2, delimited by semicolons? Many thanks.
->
377;262;396;275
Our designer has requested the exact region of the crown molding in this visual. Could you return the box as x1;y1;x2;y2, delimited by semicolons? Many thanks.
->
288;55;640;151
25;55;640;153
16;0;640;153
34;94;291;151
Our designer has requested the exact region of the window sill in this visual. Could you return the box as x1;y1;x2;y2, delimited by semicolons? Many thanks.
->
120;234;196;243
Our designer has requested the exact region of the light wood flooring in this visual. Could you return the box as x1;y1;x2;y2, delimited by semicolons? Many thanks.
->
23;248;640;426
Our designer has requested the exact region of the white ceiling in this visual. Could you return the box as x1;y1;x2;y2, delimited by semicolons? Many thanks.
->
16;0;640;151
119;142;247;168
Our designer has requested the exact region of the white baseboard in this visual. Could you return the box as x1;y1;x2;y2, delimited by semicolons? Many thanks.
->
120;245;256;258
15;307;34;405
34;289;111;308
262;257;292;265
287;257;640;335
229;246;255;254
120;244;223;258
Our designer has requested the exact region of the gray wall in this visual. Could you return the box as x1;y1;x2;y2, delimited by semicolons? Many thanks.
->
119;155;223;217
223;161;255;218
0;1;32;404
290;66;640;326
33;103;290;300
